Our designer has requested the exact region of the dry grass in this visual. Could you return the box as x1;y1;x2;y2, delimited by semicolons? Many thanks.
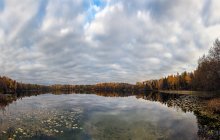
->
207;98;220;113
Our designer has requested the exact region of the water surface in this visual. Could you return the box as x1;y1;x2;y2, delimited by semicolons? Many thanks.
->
0;92;219;140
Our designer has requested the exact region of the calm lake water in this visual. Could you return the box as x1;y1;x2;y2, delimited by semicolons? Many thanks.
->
0;92;219;140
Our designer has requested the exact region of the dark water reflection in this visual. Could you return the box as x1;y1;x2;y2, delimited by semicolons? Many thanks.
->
0;91;219;140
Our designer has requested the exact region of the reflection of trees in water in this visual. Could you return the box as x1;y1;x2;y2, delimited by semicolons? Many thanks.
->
137;91;220;140
0;91;219;139
0;91;47;110
136;92;182;105
92;91;220;139
195;111;220;140
0;94;16;111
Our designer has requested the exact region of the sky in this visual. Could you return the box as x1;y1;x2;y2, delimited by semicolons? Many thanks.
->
0;0;220;84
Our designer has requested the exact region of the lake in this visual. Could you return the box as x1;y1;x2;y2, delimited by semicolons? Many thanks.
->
0;91;219;140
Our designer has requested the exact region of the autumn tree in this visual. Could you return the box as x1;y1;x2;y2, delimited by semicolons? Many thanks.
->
193;39;220;90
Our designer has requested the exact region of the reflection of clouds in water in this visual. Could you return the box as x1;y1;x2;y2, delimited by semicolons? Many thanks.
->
0;94;85;139
0;93;199;139
84;94;198;140
156;112;198;139
88;95;197;139
3;93;198;118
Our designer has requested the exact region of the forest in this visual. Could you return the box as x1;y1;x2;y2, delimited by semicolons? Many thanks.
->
143;39;220;91
0;39;219;94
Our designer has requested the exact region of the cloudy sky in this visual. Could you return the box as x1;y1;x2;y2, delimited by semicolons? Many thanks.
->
0;0;220;84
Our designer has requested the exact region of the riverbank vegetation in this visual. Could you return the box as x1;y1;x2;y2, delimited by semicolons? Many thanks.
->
0;39;219;94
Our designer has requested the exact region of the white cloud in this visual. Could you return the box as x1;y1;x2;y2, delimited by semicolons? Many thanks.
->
0;0;219;84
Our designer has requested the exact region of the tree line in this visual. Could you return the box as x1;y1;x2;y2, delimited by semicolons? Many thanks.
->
0;76;50;94
141;71;194;90
0;76;147;94
143;39;220;91
0;39;219;94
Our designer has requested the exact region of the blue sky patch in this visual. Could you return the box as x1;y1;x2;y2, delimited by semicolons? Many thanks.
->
0;0;4;12
85;0;106;23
